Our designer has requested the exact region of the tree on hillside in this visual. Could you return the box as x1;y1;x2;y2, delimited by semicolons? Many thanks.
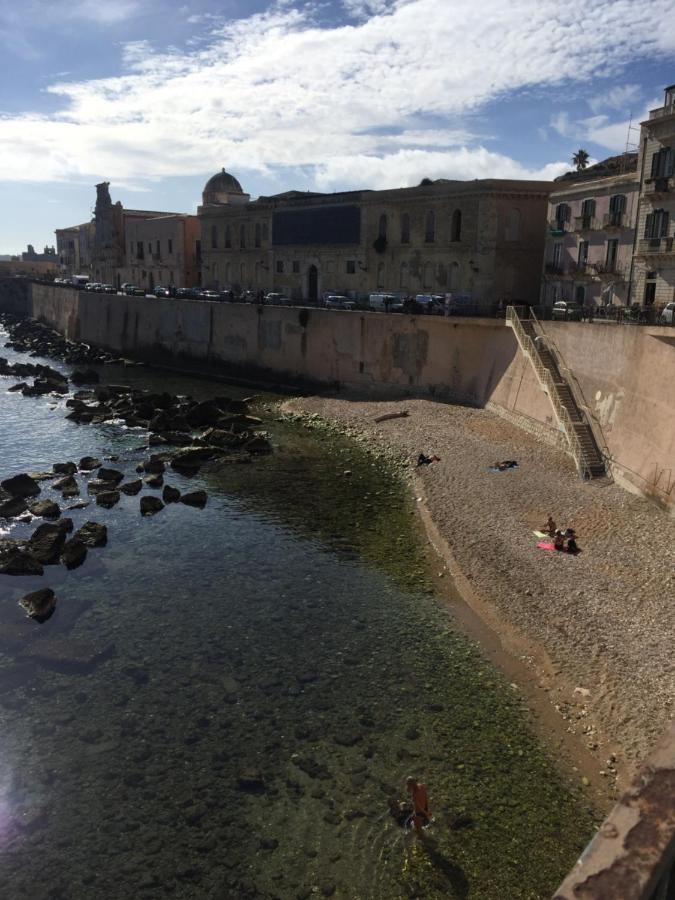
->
573;149;590;171
419;177;434;186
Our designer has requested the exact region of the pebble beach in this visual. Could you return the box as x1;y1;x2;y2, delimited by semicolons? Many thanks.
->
285;395;675;788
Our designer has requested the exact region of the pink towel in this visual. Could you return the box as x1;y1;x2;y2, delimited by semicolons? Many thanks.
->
537;541;555;550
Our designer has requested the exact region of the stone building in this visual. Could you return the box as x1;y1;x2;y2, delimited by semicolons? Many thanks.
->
199;170;553;304
541;165;639;308
632;84;675;308
118;214;200;291
21;244;57;263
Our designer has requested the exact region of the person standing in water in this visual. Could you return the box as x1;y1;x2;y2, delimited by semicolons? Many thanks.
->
406;776;431;835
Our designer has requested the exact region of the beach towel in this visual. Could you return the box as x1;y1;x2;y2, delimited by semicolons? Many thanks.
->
537;541;555;550
533;530;549;539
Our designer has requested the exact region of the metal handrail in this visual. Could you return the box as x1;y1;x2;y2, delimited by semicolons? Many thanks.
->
527;308;613;467
506;307;591;479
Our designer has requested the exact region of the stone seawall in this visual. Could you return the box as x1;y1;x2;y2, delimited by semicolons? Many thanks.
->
2;282;674;511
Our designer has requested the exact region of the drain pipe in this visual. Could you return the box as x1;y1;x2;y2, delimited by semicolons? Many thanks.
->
627;137;647;305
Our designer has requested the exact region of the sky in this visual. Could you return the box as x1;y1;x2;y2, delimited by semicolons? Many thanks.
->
1;0;675;253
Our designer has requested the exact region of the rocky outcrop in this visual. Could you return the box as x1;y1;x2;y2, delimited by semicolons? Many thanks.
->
29;499;61;519
0;539;44;576
170;446;221;473
162;485;180;503
180;490;207;509
52;475;79;498
1;473;41;498
61;539;87;570
73;521;107;547
79;457;101;471
96;490;120;509
140;496;164;516
97;467;124;484
19;588;57;623
119;480;143;496
142;455;166;474
28;523;69;564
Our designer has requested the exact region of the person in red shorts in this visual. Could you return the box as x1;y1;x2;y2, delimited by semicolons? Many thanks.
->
405;776;432;835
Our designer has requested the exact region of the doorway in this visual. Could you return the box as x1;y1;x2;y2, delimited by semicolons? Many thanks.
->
308;265;318;302
644;281;656;305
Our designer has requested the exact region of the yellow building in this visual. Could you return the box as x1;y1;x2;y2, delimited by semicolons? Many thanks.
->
199;169;554;304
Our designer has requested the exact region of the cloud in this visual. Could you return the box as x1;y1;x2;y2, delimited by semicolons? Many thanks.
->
2;0;675;192
588;83;642;114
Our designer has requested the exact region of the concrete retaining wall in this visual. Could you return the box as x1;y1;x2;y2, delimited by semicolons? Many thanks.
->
2;282;674;511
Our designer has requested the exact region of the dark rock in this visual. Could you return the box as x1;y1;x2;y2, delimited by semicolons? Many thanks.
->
1;473;41;498
97;467;124;484
53;462;77;475
162;485;180;503
79;456;101;471
0;496;28;519
160;431;193;446
96;490;120;509
66;500;89;510
180;490;207;509
148;434;167;446
22;377;68;396
73;521;107;547
196;427;244;449
87;479;118;496
226;398;248;414
186;400;223;428
57;517;74;533
237;770;265;793
70;369;99;385
143;473;164;489
19;588;57;623
52;475;79;497
244;434;273;454
0;541;43;576
29;523;67;564
142;455;166;474
259;838;278;851
61;539;87;570
140;496;164;516
29;499;61;519
170;447;220;472
119;480;142;495
292;756;331;780
7;382;28;392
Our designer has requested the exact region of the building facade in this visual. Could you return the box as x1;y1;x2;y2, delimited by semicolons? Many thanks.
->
199;171;553;304
541;168;639;308
632;84;675;308
118;214;200;290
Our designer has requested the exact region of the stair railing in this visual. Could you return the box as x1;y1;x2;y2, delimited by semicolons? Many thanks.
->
506;306;591;479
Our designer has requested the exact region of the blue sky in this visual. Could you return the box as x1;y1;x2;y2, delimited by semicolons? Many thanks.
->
1;0;675;254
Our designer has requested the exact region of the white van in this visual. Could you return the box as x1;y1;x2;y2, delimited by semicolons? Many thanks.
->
369;293;398;311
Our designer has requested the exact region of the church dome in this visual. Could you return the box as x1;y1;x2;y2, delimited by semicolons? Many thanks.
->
202;169;243;200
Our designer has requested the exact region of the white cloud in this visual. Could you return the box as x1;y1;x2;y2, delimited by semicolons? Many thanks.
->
588;83;642;114
68;0;141;24
2;0;675;192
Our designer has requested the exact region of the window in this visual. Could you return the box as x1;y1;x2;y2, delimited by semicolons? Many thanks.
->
575;285;586;304
136;241;144;261
552;242;562;268
156;239;160;256
378;214;388;240
292;260;300;274
645;209;669;240
581;198;596;229
423;261;433;288
401;213;410;244
148;243;152;253
554;203;571;228
399;262;409;288
168;239;173;255
448;261;459;290
255;223;261;248
262;223;269;241
578;240;589;266
195;240;201;263
211;225;218;249
605;239;619;271
505;208;521;241
225;262;231;283
451;209;462;242
377;261;385;288
608;194;626;227
650;147;674;179
225;226;232;249
276;260;284;274
346;260;356;274
425;210;435;243
239;224;246;249
240;262;246;284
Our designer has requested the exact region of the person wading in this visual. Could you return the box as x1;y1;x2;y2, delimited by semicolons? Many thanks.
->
406;776;431;835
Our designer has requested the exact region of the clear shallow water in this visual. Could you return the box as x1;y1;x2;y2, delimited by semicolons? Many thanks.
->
0;328;593;899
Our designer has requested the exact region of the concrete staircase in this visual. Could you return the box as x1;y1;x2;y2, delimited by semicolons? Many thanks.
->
506;308;606;478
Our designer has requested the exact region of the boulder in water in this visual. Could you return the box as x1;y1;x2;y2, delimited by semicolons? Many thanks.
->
180;490;207;509
73;521;107;547
1;473;41;498
140;496;164;516
0;496;28;519
119;480;143;496
53;462;77;475
162;485;180;503
0;540;44;576
97;467;124;485
79;457;101;471
70;369;99;385
29;523;68;564
29;499;61;520
143;473;163;489
19;588;57;623
61;539;87;570
52;475;79;497
96;490;120;509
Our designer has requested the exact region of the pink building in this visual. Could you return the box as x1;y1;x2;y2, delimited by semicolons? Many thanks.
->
541;166;639;308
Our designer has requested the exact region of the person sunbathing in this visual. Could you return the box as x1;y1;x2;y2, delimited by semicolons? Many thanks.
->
553;530;565;551
543;516;556;536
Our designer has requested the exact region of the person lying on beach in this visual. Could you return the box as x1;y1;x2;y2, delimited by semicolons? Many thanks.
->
417;453;441;466
566;533;579;554
493;460;518;470
553;530;565;551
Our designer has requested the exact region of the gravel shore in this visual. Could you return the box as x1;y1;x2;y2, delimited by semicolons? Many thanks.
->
284;395;675;785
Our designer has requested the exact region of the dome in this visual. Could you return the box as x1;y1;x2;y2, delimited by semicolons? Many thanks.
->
203;169;243;196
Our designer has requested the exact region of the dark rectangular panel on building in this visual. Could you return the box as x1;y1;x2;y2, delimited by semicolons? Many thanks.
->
273;205;361;246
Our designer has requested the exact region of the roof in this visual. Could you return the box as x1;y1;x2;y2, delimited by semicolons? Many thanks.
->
203;169;243;194
554;153;638;183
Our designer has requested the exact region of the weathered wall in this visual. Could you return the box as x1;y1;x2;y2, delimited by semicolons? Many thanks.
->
2;282;674;510
0;278;30;315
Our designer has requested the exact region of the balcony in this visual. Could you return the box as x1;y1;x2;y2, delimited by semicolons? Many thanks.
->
548;220;568;236
649;103;675;120
151;253;162;262
588;261;626;280
544;262;564;275
573;215;600;232
644;177;672;198
603;212;626;229
636;236;674;256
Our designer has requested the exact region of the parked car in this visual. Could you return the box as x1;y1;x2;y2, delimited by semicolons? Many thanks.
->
124;285;145;296
84;282;98;292
154;285;171;298
264;292;291;305
368;293;398;312
175;288;193;299
101;284;116;294
659;301;675;324
120;283;135;293
323;294;356;310
552;300;583;321
201;290;221;301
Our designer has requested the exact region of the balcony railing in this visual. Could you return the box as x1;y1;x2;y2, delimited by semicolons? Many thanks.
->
603;212;625;229
589;261;626;279
637;236;674;255
644;177;672;196
573;215;600;232
649;103;675;120
548;220;569;235
544;262;564;275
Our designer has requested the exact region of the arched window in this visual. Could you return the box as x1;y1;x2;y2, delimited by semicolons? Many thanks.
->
575;285;586;304
212;262;218;286
240;262;246;285
425;210;435;243
423;261;433;288
225;225;232;249
555;203;571;227
255;262;261;282
609;194;626;227
581;198;596;229
400;262;409;288
448;261;459;290
451;209;462;242
224;262;231;284
377;261;385;288
211;225;218;249
262;223;269;241
255;223;261;248
378;214;388;240
240;224;246;249
401;213;410;244
505;208;521;241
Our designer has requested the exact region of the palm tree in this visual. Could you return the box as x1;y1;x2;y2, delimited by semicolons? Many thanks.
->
573;149;590;171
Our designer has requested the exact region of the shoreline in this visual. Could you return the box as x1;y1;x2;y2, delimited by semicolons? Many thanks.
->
282;395;675;807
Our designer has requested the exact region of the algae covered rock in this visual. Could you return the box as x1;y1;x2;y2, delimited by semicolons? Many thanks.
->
20;588;57;623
